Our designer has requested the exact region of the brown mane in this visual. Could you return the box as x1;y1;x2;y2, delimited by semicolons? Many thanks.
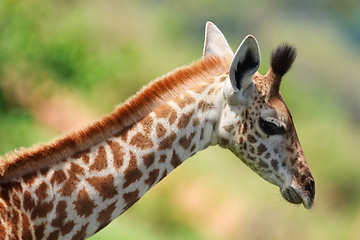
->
0;55;231;182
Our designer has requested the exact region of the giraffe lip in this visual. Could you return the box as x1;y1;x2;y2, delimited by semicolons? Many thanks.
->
280;186;313;209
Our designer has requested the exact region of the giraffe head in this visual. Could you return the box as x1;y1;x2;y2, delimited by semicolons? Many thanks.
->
204;22;315;209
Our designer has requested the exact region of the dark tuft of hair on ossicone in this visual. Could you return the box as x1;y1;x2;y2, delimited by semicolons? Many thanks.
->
270;43;297;77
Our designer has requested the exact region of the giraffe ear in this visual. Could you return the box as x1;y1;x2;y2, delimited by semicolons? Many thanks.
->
203;21;234;58
229;35;260;93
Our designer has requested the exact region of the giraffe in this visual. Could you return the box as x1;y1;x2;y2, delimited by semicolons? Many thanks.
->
0;21;315;239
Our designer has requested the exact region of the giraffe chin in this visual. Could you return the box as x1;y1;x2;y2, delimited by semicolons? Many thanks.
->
280;185;313;209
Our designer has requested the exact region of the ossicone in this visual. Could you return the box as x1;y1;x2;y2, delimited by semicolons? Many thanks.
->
270;43;297;77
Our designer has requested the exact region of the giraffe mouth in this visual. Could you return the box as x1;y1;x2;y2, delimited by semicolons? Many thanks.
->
280;185;313;209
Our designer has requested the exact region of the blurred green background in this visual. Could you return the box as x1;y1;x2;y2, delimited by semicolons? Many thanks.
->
1;0;360;239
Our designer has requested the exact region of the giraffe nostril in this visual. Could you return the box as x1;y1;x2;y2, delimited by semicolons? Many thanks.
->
305;178;315;198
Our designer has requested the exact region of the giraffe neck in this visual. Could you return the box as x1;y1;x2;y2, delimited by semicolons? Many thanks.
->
0;75;226;239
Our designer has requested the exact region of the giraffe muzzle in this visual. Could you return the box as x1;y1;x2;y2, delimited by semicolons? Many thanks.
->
280;178;315;209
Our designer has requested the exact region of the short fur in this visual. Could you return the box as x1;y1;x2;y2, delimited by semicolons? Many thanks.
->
0;56;231;183
270;43;297;77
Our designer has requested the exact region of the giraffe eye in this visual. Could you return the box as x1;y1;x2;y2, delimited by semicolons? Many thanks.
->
259;117;285;136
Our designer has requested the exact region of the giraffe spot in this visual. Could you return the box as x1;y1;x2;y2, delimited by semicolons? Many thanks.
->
72;149;90;164
143;152;155;169
59;176;80;197
34;223;45;239
40;167;50;177
107;140;125;170
31;201;53;220
286;146;295;153
193;84;208;94
50;170;67;186
264;152;271;159
48;231;60;240
220;75;227;82
22;172;37;186
159;154;167;163
241;122;248;135
74;188;96;217
170;150;182;168
177;110;195;129
207;87;215;95
169;109;178;125
35;182;49;203
247;134;257;143
23;191;35;212
61;221;75;236
123;154;143;188
51;200;67;227
89;146;108;172
223;124;234;133
198;100;215;112
158;132;177;151
11;194;21;209
159;169;168;181
123;190;140;210
239;136;244;144
174;92;196;109
88;175;118;200
156;123;167;138
290;157;297;166
97;202;116;230
154;104;173;119
129;132;154;150
257;143;267;156
71;223;89;240
190;143;196;153
192;117;200;127
119;129;129;142
141;115;154;135
68;162;84;176
21;213;32;240
179;132;196;150
145;169;159;188
259;160;269;169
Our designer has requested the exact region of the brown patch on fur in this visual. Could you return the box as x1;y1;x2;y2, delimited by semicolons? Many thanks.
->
177;110;195;129
50;170;66;186
179;132;197;150
35;182;49;203
59;163;84;197
123;190;140;210
123;154;143;188
174;92;196;109
198;100;215;112
169;109;178;125
257;143;267;156
159;154;167;163
87;175;118;200
74;188;96;217
97;202;116;228
156;123;167;138
170;150;182;168
71;223;89;240
89;146;107;172
145;169;159;188
0;56;231;183
192;117;200;127
21;212;32;240
140;115;154;135
158;132;177;151
107;140;125;170
143;152;155;169
129;132;154;150
35;223;45;239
